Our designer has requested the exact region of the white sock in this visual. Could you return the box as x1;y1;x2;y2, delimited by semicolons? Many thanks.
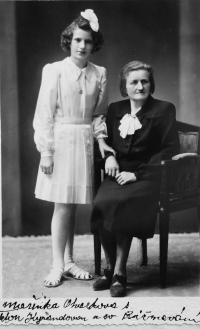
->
136;238;143;263
51;203;76;269
64;205;77;268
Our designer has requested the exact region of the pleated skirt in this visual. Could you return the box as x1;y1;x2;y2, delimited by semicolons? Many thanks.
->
35;122;94;204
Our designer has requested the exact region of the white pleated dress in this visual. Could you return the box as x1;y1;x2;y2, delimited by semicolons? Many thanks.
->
33;57;108;204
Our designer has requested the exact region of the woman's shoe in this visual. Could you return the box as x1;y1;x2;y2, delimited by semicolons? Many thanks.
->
93;268;114;291
110;274;127;297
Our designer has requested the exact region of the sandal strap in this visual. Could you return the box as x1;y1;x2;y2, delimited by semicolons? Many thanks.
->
65;264;92;279
44;267;63;283
64;262;76;272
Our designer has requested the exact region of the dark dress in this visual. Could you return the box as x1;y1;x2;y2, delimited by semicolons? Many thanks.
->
90;96;180;239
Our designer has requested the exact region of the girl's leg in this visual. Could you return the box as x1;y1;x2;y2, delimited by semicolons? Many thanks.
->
62;204;77;267
52;203;77;268
44;203;76;287
63;205;93;280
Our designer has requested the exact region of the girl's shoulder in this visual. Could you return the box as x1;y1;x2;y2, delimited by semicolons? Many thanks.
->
88;62;107;78
42;60;64;75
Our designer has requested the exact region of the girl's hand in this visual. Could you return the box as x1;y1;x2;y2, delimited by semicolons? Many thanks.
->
105;156;119;177
40;156;54;175
116;171;137;185
98;138;116;158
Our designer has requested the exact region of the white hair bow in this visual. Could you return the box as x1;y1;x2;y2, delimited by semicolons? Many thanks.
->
81;9;99;32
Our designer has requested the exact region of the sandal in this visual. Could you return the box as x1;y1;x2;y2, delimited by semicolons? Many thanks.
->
44;267;64;287
63;263;93;281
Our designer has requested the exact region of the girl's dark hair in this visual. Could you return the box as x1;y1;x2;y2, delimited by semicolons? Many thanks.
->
61;15;104;54
119;61;155;97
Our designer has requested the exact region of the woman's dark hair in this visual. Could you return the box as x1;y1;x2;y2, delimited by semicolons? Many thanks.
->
119;61;155;97
61;15;104;54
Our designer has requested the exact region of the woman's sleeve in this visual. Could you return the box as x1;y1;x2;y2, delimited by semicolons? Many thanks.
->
33;63;58;157
134;104;180;180
92;67;108;140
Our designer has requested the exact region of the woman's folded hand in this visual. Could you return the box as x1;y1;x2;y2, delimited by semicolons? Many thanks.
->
105;156;119;177
116;171;137;185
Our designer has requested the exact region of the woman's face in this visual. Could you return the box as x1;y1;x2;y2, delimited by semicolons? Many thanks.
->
125;69;151;103
70;28;93;64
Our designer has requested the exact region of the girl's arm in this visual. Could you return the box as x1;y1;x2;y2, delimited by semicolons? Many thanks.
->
93;67;115;158
33;63;58;173
93;116;115;158
102;103;119;177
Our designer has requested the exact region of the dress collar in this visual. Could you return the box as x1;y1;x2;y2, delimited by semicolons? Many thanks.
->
64;57;92;82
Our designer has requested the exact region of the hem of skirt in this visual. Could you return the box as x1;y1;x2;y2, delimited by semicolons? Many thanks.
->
91;221;154;239
35;194;92;204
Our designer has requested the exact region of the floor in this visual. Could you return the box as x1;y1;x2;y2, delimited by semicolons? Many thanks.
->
2;233;200;298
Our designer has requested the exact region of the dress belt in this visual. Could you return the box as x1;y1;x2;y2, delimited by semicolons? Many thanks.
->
54;117;92;125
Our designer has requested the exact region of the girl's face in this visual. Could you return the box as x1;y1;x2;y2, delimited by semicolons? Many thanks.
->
126;70;151;103
70;27;93;65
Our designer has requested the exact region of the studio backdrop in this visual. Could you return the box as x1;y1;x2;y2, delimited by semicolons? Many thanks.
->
1;0;200;236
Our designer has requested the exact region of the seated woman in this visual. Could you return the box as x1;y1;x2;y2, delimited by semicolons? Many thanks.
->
91;60;180;297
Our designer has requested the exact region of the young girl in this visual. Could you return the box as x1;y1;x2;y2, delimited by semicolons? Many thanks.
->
33;9;113;287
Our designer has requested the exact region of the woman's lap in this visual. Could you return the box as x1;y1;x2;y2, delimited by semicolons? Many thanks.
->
91;176;160;238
